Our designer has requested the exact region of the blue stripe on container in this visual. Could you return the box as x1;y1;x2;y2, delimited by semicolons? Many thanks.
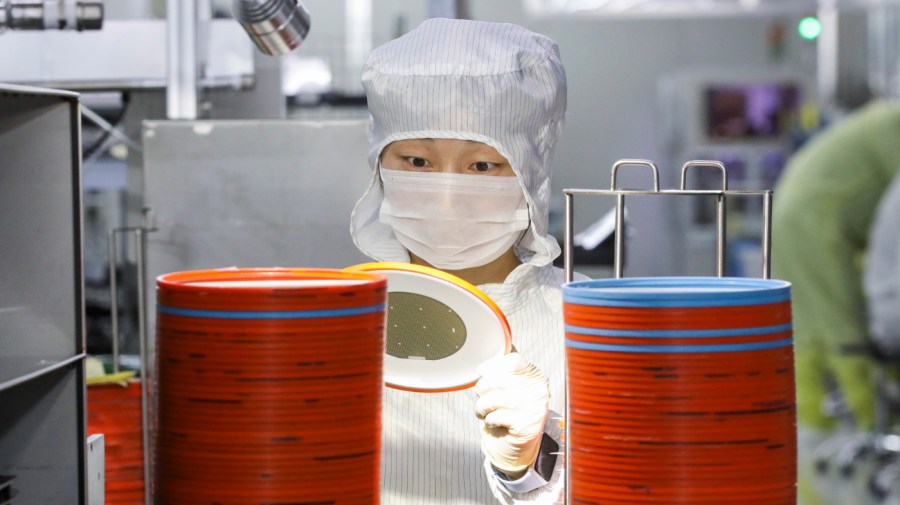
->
563;277;791;308
564;323;793;338
158;303;386;320
565;337;793;353
563;292;790;308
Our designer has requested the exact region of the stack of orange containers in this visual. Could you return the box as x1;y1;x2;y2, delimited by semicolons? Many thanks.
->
154;268;387;504
563;277;796;504
86;381;145;504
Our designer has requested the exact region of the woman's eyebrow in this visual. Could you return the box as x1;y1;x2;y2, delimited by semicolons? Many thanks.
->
396;140;434;149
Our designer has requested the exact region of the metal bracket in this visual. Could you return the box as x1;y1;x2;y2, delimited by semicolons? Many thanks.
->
563;159;772;282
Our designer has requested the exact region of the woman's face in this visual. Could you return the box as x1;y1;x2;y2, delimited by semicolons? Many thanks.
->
380;139;516;177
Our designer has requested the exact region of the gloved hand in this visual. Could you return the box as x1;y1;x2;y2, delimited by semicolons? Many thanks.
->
474;352;550;477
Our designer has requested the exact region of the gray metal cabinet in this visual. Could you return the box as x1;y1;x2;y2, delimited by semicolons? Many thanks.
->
0;84;86;504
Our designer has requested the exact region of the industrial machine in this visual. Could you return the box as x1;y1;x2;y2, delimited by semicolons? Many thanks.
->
658;68;808;277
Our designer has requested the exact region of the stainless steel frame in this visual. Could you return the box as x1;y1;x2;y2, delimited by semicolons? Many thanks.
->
563;159;773;282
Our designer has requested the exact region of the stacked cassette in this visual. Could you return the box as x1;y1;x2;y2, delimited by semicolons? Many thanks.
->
564;277;796;504
155;268;387;504
87;381;145;504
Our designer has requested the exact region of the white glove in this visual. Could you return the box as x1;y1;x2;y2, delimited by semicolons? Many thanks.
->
475;352;550;476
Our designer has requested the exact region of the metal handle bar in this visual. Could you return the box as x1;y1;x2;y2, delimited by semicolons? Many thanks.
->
563;159;772;282
680;160;728;191
610;159;660;191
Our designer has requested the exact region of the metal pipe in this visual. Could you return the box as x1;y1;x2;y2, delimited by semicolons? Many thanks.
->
867;4;900;101
135;227;152;505
0;0;102;31
564;192;574;283
345;0;371;93
762;191;772;279
74;0;102;29
82;105;142;153
614;194;625;278
716;193;726;277
166;0;199;120
233;0;311;56
817;0;839;110
0;1;42;29
107;229;120;374
197;0;212;92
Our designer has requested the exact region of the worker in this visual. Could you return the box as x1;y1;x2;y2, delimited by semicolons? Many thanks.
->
865;173;900;359
771;100;900;505
349;18;584;504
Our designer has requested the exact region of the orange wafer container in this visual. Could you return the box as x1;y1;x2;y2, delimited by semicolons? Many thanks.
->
563;276;796;504
155;268;387;505
87;381;145;504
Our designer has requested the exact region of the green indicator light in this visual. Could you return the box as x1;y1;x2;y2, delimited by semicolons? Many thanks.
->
798;17;821;40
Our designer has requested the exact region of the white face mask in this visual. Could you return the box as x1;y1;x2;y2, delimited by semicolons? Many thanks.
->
378;168;530;271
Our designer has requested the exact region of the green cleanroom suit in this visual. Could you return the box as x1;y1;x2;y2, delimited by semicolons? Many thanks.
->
772;100;900;505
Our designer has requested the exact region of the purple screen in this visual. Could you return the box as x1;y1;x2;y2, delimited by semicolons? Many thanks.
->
704;83;799;140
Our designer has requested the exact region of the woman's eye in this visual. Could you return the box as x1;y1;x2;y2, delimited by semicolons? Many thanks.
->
405;157;429;168
473;161;493;172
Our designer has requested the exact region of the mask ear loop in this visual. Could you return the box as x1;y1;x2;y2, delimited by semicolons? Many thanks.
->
512;199;534;261
513;227;529;250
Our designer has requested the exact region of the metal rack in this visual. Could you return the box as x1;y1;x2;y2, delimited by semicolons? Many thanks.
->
563;158;773;282
561;158;775;505
0;84;87;503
